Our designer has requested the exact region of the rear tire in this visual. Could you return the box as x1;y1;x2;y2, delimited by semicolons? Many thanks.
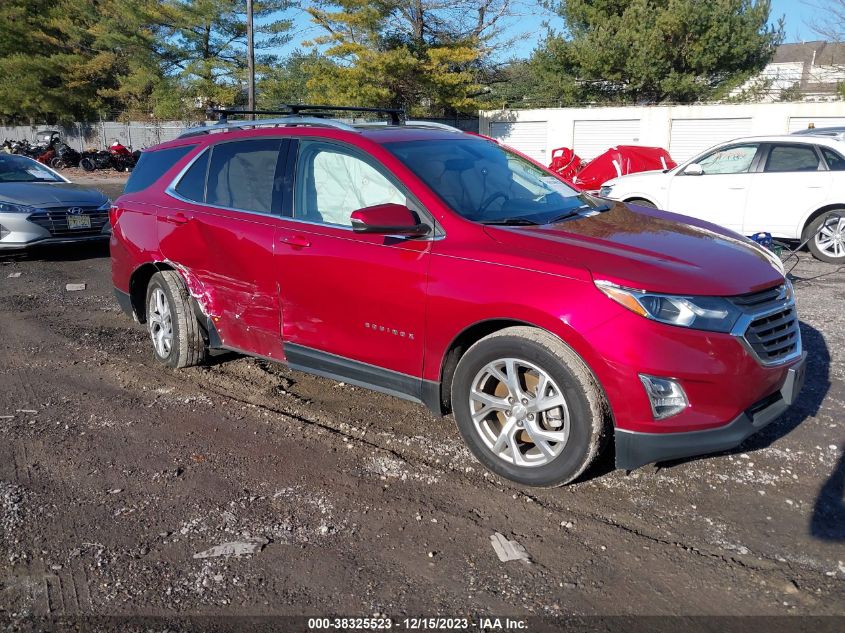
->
80;157;96;172
50;158;65;169
451;326;608;487
806;209;845;263
145;271;207;369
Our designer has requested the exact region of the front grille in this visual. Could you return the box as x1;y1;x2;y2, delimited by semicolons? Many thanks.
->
29;207;108;237
743;305;800;364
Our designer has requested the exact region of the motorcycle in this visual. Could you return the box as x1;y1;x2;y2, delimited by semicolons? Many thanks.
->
79;149;113;172
49;142;81;169
79;141;137;172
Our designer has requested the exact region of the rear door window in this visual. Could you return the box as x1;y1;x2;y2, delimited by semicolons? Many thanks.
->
764;144;821;172
174;149;209;202
124;145;194;193
206;139;283;214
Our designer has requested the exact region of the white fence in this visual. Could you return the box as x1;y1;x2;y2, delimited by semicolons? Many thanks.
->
480;101;845;164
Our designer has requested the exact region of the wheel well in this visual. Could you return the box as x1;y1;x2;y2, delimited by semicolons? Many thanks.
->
129;262;174;323
437;319;532;413
624;197;656;206
802;204;845;239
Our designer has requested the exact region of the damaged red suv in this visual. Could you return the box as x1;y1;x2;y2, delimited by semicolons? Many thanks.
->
111;106;806;487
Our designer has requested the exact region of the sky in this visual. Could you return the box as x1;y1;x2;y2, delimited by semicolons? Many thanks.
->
276;0;824;63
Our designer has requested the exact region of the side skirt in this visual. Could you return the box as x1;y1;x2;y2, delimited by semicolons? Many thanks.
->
283;342;443;415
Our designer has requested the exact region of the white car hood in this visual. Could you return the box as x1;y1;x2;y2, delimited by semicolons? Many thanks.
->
604;168;673;189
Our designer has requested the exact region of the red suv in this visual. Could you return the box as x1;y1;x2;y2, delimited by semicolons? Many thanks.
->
111;106;806;487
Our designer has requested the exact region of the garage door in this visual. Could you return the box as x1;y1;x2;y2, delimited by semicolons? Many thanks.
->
669;118;752;162
788;116;845;133
573;120;641;160
489;121;548;163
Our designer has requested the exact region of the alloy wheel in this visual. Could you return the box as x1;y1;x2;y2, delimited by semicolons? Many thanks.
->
815;215;845;259
148;288;173;358
469;358;570;467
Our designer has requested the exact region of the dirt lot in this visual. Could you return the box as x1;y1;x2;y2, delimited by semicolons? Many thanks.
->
0;173;843;629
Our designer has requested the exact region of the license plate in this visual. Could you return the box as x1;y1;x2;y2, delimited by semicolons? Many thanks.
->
67;215;91;229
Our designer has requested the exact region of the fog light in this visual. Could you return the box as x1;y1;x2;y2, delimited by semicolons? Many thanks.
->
639;374;688;419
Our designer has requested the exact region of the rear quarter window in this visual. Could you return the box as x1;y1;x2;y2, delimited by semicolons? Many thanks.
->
124;145;195;194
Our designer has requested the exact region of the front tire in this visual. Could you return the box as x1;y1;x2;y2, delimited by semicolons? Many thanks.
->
625;198;656;209
806;210;845;263
80;157;96;172
451;327;608;487
145;271;206;369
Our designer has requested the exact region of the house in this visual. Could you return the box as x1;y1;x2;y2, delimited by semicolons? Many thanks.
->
733;41;845;102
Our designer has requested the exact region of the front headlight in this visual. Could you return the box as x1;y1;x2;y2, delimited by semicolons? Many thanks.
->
97;199;112;211
594;280;742;332
598;185;614;197
0;201;37;214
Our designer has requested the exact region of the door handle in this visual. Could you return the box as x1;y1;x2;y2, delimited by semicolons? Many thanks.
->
727;186;746;190
163;213;190;224
279;235;311;248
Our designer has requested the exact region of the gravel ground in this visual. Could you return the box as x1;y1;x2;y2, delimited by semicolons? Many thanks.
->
0;174;843;630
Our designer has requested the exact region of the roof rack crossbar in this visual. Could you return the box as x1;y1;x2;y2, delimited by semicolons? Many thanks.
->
177;115;357;139
212;105;405;125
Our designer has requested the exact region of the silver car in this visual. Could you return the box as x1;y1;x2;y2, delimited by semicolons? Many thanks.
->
0;154;111;250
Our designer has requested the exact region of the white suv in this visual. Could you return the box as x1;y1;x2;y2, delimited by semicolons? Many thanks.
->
599;135;845;263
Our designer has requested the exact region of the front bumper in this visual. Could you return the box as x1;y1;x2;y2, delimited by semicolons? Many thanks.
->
0;210;110;250
615;352;806;470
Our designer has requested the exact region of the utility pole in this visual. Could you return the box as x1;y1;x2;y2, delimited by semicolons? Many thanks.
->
246;0;255;119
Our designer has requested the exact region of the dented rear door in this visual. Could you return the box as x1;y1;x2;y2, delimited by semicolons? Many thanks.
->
158;137;290;360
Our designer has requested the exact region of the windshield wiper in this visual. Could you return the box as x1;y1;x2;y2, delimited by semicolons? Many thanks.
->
547;203;611;224
481;217;540;226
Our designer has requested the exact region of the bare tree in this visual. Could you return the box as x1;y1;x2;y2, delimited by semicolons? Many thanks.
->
806;0;845;42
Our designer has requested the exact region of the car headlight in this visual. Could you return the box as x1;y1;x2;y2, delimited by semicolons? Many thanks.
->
598;185;614;197
594;279;742;332
0;201;37;214
97;199;112;211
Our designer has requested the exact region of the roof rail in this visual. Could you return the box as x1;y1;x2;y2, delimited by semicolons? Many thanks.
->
213;105;405;125
406;120;463;132
354;120;464;133
177;116;357;139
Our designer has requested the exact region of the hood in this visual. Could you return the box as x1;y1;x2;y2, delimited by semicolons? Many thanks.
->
0;182;108;207
484;202;783;296
604;168;671;188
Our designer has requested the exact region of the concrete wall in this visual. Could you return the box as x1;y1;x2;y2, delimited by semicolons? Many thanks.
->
0;120;189;152
0;117;479;152
479;101;845;163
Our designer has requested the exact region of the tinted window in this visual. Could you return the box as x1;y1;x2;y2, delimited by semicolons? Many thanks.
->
206;139;282;214
821;147;845;171
174;149;209;202
295;141;406;226
696;144;758;175
765;145;820;172
124;145;193;194
386;137;589;223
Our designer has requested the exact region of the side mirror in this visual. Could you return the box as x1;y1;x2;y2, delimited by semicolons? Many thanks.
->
684;163;704;176
350;203;430;237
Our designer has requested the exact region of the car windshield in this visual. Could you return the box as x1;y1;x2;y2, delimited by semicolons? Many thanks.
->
385;137;603;224
0;154;63;183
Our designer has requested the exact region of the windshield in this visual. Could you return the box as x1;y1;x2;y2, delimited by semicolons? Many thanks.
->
385;137;603;224
0;154;63;183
